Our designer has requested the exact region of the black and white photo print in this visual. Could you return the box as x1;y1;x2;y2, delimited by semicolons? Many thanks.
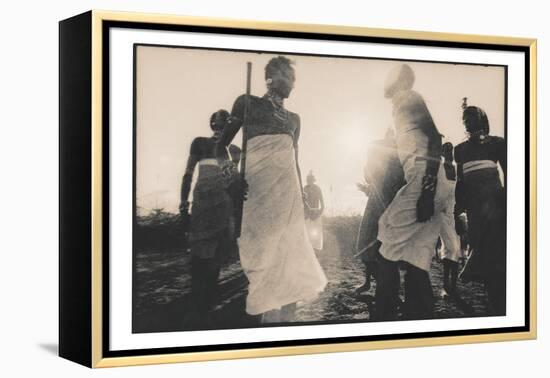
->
132;45;508;333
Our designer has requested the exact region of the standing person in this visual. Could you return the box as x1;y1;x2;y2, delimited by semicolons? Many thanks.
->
378;64;456;320
455;99;506;315
304;171;325;252
438;142;462;297
179;109;242;327
217;56;327;323
355;129;405;301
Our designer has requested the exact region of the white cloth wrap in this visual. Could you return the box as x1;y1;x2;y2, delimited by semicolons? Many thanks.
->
306;216;324;251
378;128;459;271
239;134;327;315
438;195;462;262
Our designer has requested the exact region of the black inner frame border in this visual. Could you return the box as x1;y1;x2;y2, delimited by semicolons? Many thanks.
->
102;19;531;359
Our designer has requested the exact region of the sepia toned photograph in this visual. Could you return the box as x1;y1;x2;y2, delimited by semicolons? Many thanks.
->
132;44;508;334
56;10;535;367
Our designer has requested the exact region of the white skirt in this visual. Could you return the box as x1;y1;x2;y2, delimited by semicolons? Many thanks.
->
239;134;327;315
378;159;456;272
306;216;324;251
438;202;462;262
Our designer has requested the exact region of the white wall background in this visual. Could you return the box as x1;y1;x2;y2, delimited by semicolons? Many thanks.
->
0;0;547;376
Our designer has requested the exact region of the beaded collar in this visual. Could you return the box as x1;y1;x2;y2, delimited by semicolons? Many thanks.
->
263;91;289;125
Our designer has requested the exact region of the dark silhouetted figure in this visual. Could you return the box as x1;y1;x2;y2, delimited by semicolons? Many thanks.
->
455;98;506;315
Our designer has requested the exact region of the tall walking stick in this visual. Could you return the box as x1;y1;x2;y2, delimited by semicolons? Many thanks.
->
235;62;252;237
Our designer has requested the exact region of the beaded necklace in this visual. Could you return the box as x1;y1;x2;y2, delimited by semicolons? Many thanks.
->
264;90;289;126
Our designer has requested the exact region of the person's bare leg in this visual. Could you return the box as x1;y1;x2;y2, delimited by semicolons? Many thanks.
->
261;308;282;324
355;262;372;294
373;255;400;321
280;302;297;322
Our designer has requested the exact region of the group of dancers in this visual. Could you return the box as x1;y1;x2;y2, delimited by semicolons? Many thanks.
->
355;65;506;320
179;56;506;327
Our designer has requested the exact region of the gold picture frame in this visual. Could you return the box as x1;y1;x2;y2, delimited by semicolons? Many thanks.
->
59;10;537;368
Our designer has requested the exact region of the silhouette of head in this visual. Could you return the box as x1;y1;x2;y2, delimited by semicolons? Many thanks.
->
384;64;415;99
265;56;296;98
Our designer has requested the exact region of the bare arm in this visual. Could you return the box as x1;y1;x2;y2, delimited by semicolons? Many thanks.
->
442;143;456;181
496;137;507;186
180;140;200;211
454;147;467;234
215;95;246;160
423;121;443;178
416;114;442;222
216;118;241;162
455;161;466;215
453;144;467;211
293;116;305;197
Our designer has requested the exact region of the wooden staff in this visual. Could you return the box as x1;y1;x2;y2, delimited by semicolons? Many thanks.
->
235;62;252;237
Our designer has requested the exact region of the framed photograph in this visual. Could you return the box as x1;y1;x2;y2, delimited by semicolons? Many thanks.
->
59;10;537;368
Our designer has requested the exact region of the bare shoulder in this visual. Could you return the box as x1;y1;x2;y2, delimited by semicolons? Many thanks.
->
486;135;505;145
289;110;300;125
454;141;468;161
228;144;241;154
190;136;208;147
234;93;261;104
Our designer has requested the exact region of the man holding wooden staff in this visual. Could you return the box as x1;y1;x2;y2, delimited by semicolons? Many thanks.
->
216;56;327;324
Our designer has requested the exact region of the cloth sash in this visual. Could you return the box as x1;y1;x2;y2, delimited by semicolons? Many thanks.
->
463;160;497;174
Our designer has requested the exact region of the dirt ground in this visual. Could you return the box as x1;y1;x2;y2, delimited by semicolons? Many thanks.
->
133;216;490;333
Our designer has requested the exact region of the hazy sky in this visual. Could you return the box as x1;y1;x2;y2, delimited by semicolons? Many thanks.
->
135;45;505;215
